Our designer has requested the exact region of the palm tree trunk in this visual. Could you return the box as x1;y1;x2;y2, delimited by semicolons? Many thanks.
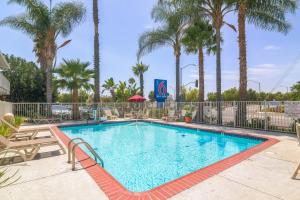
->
45;66;52;103
237;2;247;126
110;89;116;101
72;87;79;120
198;47;204;102
175;47;181;102
140;74;144;96
198;47;204;122
93;0;100;103
216;26;222;125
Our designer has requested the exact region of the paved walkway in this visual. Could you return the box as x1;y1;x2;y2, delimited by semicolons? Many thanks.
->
1;121;300;200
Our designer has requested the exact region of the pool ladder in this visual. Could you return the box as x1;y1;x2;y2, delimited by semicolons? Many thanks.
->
67;138;104;171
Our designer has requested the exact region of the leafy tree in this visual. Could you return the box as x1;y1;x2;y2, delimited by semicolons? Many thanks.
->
115;81;131;102
93;0;100;103
54;59;94;119
4;54;45;102
0;0;86;103
57;90;89;103
132;62;149;96
148;91;155;102
290;81;300;100
127;78;140;96
182;20;216;102
138;0;188;102
102;78;117;101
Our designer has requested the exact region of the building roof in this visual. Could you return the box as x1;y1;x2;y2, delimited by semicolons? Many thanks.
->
0;53;9;69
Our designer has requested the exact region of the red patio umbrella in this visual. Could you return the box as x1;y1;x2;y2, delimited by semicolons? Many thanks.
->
128;95;146;102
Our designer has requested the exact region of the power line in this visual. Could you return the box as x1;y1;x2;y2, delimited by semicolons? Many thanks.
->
269;53;300;93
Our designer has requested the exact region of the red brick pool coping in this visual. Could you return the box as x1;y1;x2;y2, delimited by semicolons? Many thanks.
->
52;124;279;200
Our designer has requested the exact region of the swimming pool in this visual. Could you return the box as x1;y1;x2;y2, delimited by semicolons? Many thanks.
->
59;121;266;192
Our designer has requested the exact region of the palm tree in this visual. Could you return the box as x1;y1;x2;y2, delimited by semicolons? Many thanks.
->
180;0;236;124
115;81;131;102
0;0;86;103
236;0;296;102
137;0;188;102
182;20;216;122
128;77;136;85
132;62;149;97
93;0;100;103
102;78;117;101
54;59;94;120
182;20;216;102
234;0;296;125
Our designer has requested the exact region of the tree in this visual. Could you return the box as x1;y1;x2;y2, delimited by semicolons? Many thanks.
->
235;0;296;102
115;81;131;102
57;90;89;103
102;78;117;101
0;0;86;103
148;91;155;102
138;0;188;102
128;79;140;97
132;62;149;97
181;20;216;102
3;54;45;102
180;0;237;124
128;78;136;85
290;81;300;100
54;59;94;120
234;0;296;125
93;0;100;103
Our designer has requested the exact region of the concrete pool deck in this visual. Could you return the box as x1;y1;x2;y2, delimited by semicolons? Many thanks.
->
1;120;300;200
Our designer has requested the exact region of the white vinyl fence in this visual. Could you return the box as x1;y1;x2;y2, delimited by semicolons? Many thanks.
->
11;101;300;134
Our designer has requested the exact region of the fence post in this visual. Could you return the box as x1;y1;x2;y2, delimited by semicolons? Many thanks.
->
264;100;268;131
209;102;212;124
233;101;236;128
37;103;40;119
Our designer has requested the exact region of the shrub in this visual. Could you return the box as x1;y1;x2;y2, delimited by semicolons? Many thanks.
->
0;125;11;137
13;116;24;128
185;112;192;118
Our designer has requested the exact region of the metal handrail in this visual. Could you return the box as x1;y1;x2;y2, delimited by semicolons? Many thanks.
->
67;138;85;163
69;140;104;171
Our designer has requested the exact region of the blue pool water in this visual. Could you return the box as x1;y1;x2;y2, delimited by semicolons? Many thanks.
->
60;122;264;192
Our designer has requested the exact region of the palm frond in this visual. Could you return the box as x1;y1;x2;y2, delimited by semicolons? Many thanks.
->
137;28;175;60
8;0;49;26
247;8;290;33
0;14;36;37
52;2;86;37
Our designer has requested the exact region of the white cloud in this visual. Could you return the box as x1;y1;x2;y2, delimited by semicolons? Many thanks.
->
264;45;280;51
248;63;279;77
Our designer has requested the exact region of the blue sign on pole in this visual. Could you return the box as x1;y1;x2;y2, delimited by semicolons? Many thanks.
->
154;79;168;102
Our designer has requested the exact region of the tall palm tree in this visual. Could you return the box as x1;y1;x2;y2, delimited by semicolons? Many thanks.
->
234;0;296;125
236;0;296;102
93;0;100;103
181;0;236;124
0;0;86;103
182;20;216;102
54;59;94;120
102;77;117;101
137;0;188;102
132;62;149;97
182;20;216;122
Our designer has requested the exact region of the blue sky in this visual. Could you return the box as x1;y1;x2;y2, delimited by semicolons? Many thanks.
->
0;0;299;99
